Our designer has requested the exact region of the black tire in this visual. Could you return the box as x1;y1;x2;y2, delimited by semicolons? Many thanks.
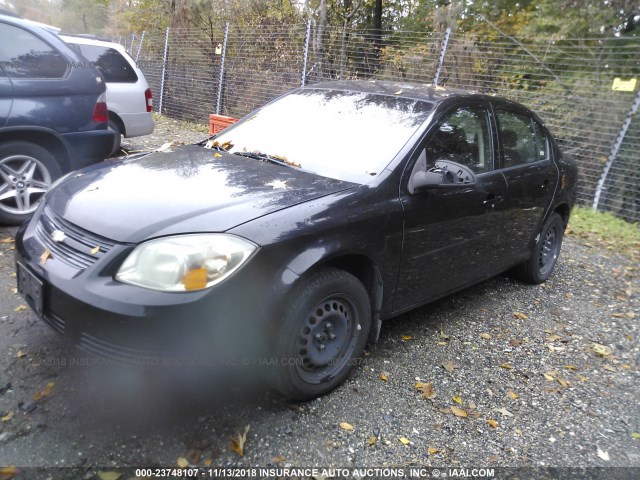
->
0;141;61;225
109;119;122;156
514;212;565;284
270;268;371;400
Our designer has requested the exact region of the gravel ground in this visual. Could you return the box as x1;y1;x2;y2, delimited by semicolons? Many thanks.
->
0;116;638;475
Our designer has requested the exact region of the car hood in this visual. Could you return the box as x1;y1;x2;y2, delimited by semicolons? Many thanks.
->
46;145;357;243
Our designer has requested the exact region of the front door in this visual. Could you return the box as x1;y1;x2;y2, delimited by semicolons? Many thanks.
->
394;104;507;311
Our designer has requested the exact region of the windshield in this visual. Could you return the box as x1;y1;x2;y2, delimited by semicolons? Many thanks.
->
214;89;433;183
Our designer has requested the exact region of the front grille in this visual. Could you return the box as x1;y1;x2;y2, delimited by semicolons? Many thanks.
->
78;332;162;363
35;208;116;269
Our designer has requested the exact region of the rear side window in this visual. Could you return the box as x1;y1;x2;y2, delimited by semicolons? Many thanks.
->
533;121;550;161
0;23;68;78
76;44;138;83
496;110;538;167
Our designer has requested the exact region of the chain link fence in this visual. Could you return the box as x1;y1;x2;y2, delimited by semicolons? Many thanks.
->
120;24;640;223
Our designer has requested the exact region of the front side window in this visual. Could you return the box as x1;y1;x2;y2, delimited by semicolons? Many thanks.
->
496;110;539;167
0;23;67;78
76;44;138;83
426;106;493;174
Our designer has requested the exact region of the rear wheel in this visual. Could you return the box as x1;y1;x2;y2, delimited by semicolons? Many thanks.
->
0;141;61;225
514;212;565;284
270;268;371;400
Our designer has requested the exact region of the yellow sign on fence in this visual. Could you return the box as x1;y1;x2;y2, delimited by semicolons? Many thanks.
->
611;78;637;92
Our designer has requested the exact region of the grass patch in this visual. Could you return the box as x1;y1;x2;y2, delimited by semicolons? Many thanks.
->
567;206;640;260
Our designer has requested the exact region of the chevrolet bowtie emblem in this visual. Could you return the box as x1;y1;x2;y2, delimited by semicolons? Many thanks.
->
51;230;66;242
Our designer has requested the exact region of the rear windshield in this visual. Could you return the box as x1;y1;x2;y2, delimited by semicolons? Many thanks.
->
215;89;433;183
75;44;138;83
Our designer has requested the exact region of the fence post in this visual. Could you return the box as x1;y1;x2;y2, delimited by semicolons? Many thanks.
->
128;33;136;54
301;20;311;87
158;27;170;115
135;30;145;62
216;22;230;115
592;88;640;211
432;27;451;87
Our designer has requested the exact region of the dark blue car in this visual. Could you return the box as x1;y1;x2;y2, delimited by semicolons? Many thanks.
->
0;13;114;225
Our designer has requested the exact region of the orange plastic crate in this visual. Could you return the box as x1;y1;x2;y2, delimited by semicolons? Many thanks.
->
209;114;238;135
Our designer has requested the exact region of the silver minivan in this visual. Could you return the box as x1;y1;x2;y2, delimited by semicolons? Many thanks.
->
60;34;154;154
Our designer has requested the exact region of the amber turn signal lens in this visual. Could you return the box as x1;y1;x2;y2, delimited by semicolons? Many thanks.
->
182;268;208;291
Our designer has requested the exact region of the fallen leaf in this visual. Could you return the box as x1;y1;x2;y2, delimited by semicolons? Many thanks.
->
500;363;513;369
427;447;440;455
97;472;121;480
546;334;562;342
367;436;377;446
513;312;528;320
339;422;354;431
380;372;389;382
14;305;27;312
1;411;13;422
0;467;20;480
494;408;513;417
394;90;403;95
626;312;635;319
487;419;499;428
439;327;450;340
564;365;579;371
90;246;100;255
32;382;54;402
214;152;222;158
272;455;286;463
401;335;413;340
515;428;523;436
603;365;616;372
176;457;189;468
631;432;640;439
509;339;522;347
203;459;213;466
229;425;250;457
507;391;519;400
442;361;457;373
16;350;26;358
452;396;462;405
0;237;14;243
592;343;612;357
156;142;173;152
415;382;437;400
597;447;610;461
398;437;411;445
39;249;52;266
577;374;589;381
480;333;492;340
450;406;468;418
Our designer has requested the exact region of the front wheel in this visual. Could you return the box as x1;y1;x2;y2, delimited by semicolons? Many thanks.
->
270;268;371;400
0;141;61;225
514;212;565;284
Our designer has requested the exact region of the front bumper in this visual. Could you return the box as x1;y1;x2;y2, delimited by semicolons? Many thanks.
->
15;207;298;363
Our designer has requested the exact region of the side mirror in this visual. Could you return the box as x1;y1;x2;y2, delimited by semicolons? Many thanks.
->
409;160;476;194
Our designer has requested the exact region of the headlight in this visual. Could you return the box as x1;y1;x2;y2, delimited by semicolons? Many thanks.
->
115;234;257;292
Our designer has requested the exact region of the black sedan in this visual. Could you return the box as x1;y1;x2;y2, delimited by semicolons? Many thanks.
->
14;81;578;399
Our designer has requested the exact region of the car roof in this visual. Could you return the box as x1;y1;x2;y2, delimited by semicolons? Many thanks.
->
59;34;126;52
305;79;518;108
0;12;60;33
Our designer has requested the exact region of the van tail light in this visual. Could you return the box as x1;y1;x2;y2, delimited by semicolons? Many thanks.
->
92;92;108;123
144;88;153;112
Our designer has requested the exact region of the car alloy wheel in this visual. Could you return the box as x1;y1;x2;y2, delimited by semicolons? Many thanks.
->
0;154;52;215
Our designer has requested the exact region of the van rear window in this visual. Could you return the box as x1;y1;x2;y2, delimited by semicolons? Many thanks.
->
77;44;138;83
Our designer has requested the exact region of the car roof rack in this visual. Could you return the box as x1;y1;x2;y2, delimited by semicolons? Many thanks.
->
59;32;114;42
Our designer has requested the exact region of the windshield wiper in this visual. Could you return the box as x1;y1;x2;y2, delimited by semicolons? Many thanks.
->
233;151;299;169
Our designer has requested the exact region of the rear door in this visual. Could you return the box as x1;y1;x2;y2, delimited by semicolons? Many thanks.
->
0;23;15;127
494;106;558;261
394;101;508;311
